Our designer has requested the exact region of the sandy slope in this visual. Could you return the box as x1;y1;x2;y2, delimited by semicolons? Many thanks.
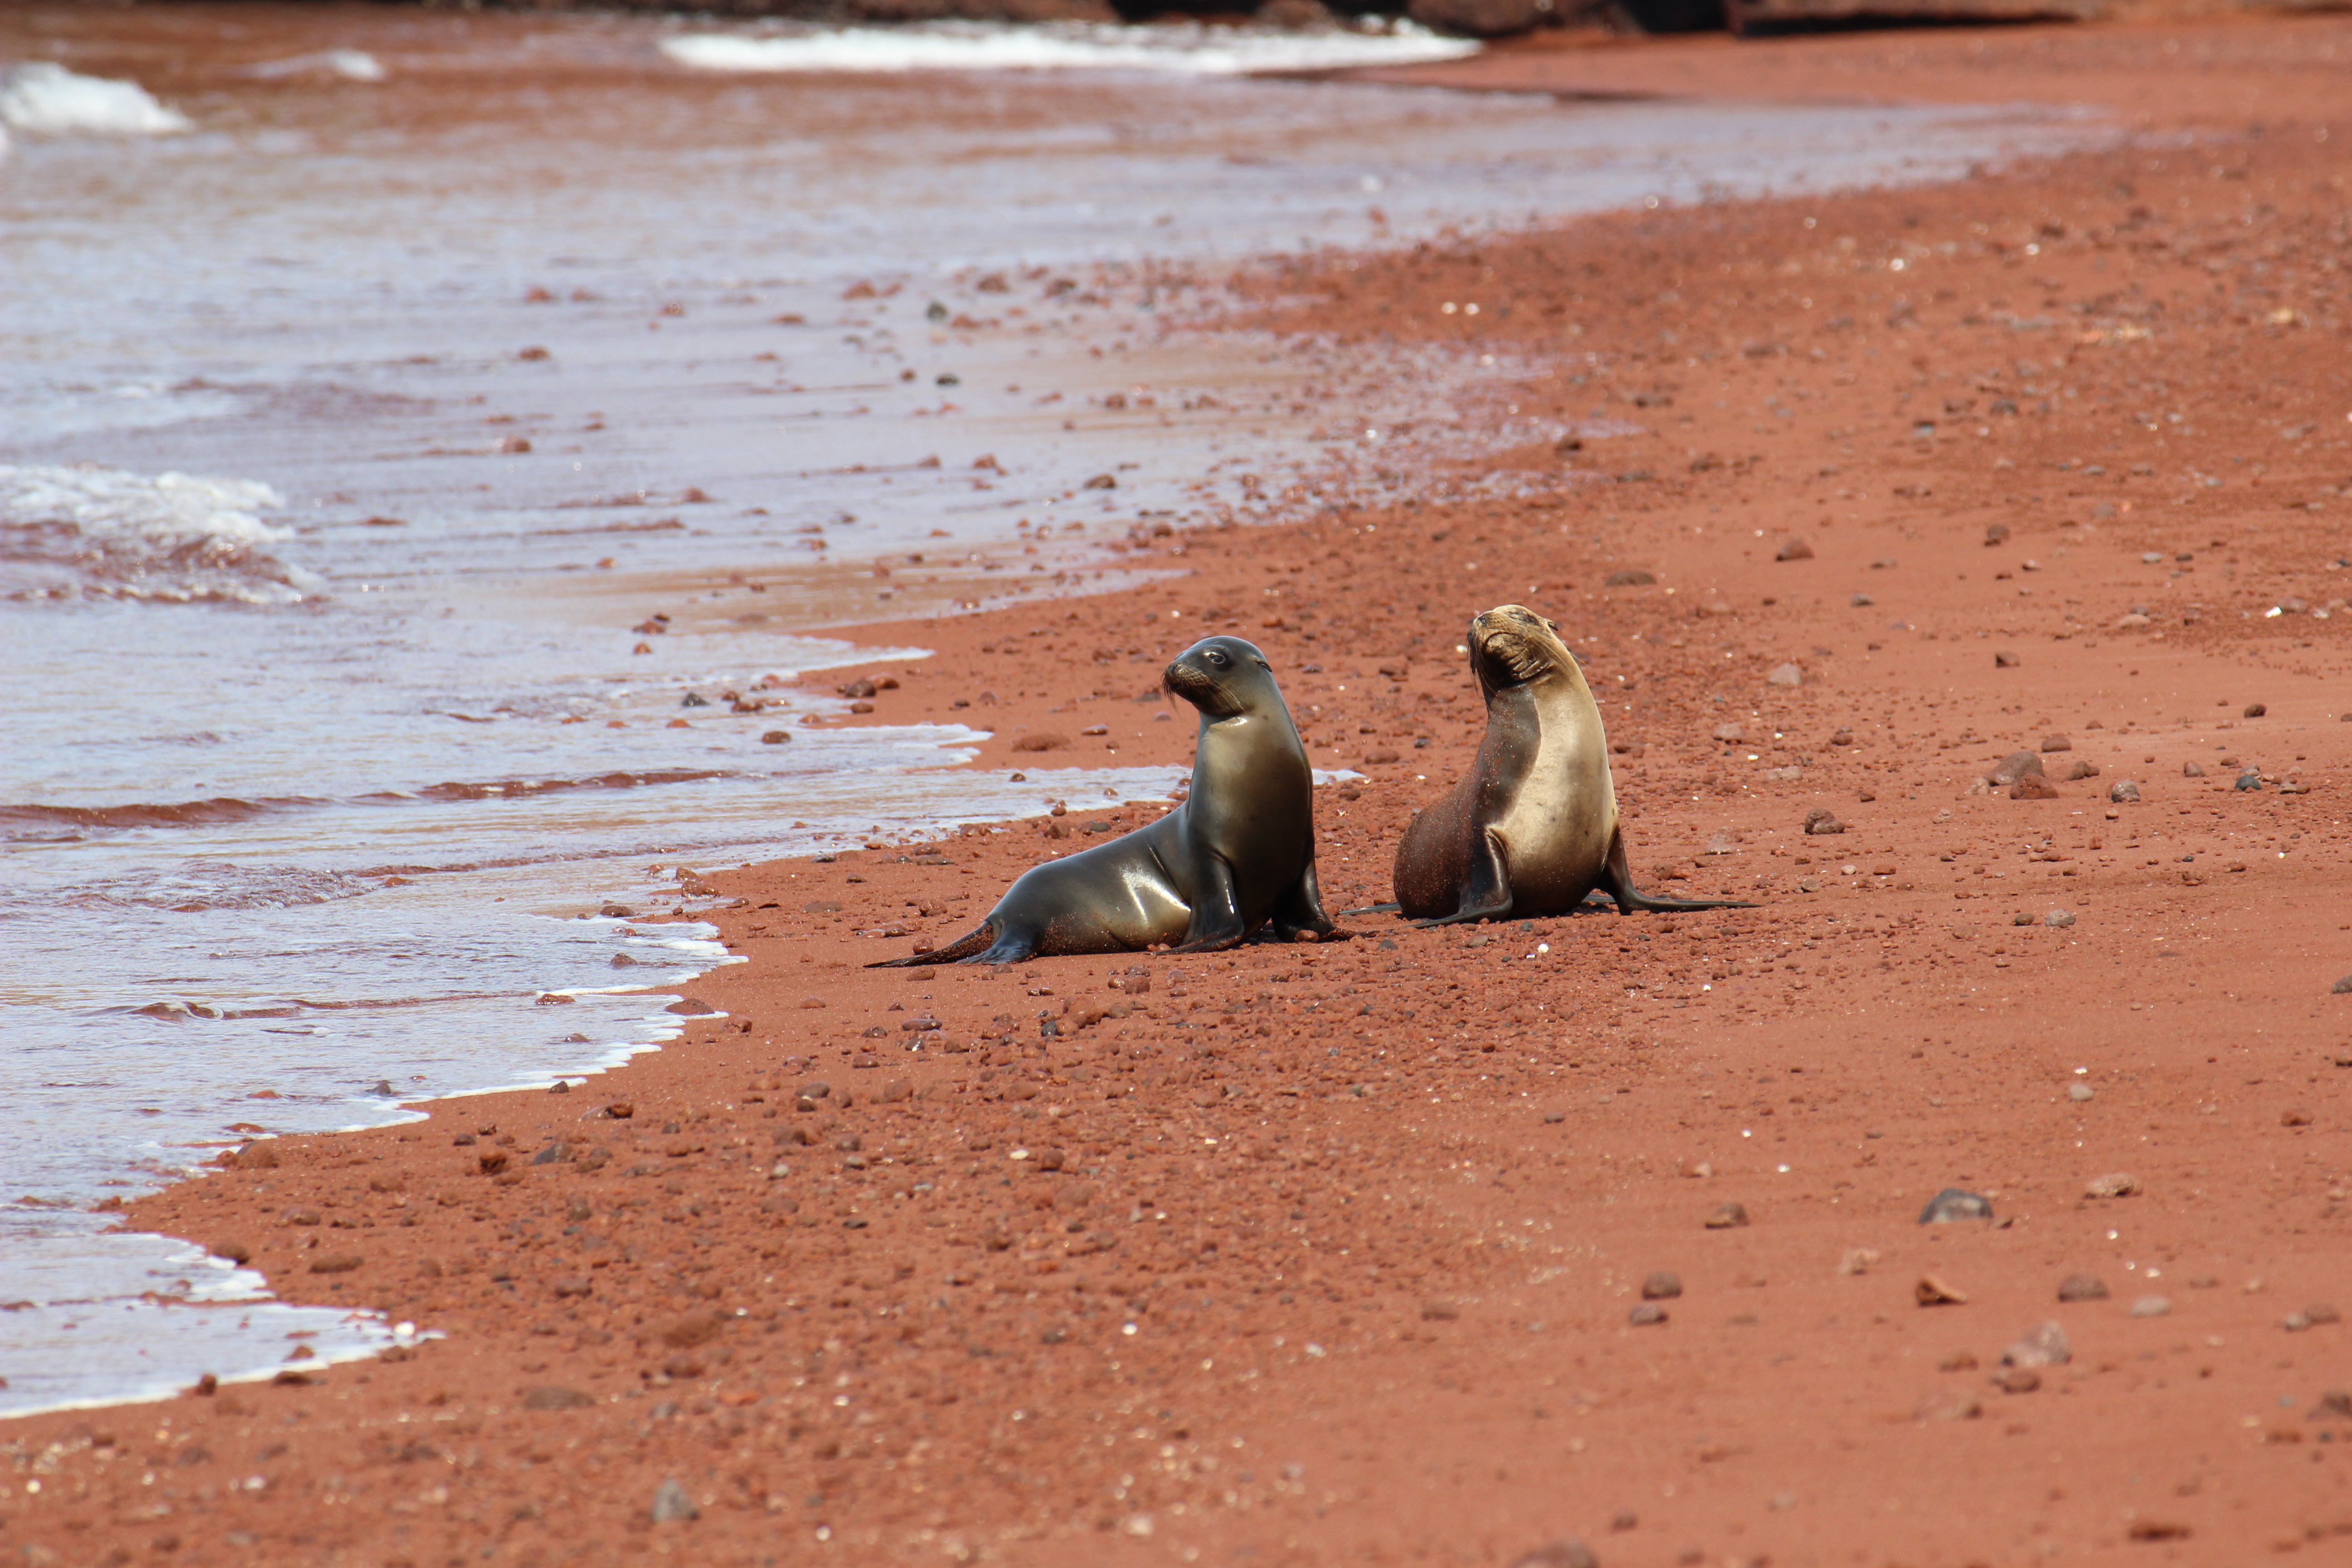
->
8;12;2352;1568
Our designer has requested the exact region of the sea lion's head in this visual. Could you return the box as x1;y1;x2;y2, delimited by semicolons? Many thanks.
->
1163;635;1279;720
1465;604;1581;702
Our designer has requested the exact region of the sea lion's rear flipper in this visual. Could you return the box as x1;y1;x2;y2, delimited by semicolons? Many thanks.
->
1170;856;1250;953
1271;858;1347;942
1412;828;1514;928
867;922;1009;969
1598;826;1756;914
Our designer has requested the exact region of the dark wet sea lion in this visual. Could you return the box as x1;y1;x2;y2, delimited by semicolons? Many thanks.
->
1392;604;1753;924
872;635;1338;966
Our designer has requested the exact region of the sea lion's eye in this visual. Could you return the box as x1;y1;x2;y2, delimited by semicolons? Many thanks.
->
1207;649;1229;666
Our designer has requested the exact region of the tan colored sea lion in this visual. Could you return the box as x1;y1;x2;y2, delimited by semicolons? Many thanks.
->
1392;604;1752;924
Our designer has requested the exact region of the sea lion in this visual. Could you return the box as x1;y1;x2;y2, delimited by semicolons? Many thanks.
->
1392;604;1752;924
872;635;1339;966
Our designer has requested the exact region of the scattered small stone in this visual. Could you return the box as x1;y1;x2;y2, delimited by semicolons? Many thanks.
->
2083;1171;2140;1199
1938;1351;1979;1372
2002;1321;2072;1368
308;1254;362;1275
2234;769;2264;792
2182;760;2206;778
2334;975;2352;995
2125;1521;2191;1543
1507;1541;1598;1568
2064;759;2101;781
2244;702;2267;718
1803;808;1845;836
650;1478;698;1524
2130;1295;2172;1318
1993;1367;2042;1394
2109;779;2141;803
1915;1274;1968;1307
1984;523;2011;546
2309;1390;2352;1422
1839;1248;1881;1276
1712;722;1745;744
1915;1390;1983;1422
1678;1159;1712;1178
1704;1202;1749;1230
1628;1302;1669;1327
1986;750;2044;786
1420;1301;1460;1321
1767;662;1804;687
1850;592;1875;607
1604;569;1657;588
1994;651;2021;668
2010;774;2060;800
2068;1082;2094;1102
1775;539;1814;562
1608;1512;1638;1533
1642;1271;1683;1300
520;1386;595;1411
2046;909;2077;929
2307;1302;2344;1325
1918;1188;1993;1225
2039;734;2072;752
209;1240;251;1265
2284;1312;2314;1332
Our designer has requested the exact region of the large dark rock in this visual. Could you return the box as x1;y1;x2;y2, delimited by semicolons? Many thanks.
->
1407;0;1551;36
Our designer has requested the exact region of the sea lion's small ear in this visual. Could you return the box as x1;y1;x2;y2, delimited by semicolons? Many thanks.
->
1546;620;1559;631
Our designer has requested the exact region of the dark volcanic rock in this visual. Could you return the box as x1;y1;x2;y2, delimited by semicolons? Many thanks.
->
1408;0;1552;34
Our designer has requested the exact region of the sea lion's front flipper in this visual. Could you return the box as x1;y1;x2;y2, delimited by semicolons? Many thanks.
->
1412;828;1514;928
1171;856;1250;953
1598;826;1756;914
1271;858;1346;941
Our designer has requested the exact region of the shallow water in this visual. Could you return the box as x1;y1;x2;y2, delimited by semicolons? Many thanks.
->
0;4;2110;1414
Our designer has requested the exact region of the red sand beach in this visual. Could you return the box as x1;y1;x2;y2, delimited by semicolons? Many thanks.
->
7;10;2352;1566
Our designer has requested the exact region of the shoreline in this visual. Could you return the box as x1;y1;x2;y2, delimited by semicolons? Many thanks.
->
10;12;2352;1564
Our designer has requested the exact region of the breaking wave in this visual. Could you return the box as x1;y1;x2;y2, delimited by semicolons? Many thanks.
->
0;62;192;137
0;465;321;603
243;49;388;83
659;20;1479;77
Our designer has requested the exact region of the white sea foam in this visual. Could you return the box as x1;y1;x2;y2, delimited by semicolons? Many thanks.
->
0;464;319;602
659;20;1479;77
245;49;388;83
0;62;193;136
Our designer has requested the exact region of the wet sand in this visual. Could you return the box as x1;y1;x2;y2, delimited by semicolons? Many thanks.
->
10;12;2352;1566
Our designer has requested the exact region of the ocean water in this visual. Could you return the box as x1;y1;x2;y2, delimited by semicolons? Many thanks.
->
0;6;2111;1416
